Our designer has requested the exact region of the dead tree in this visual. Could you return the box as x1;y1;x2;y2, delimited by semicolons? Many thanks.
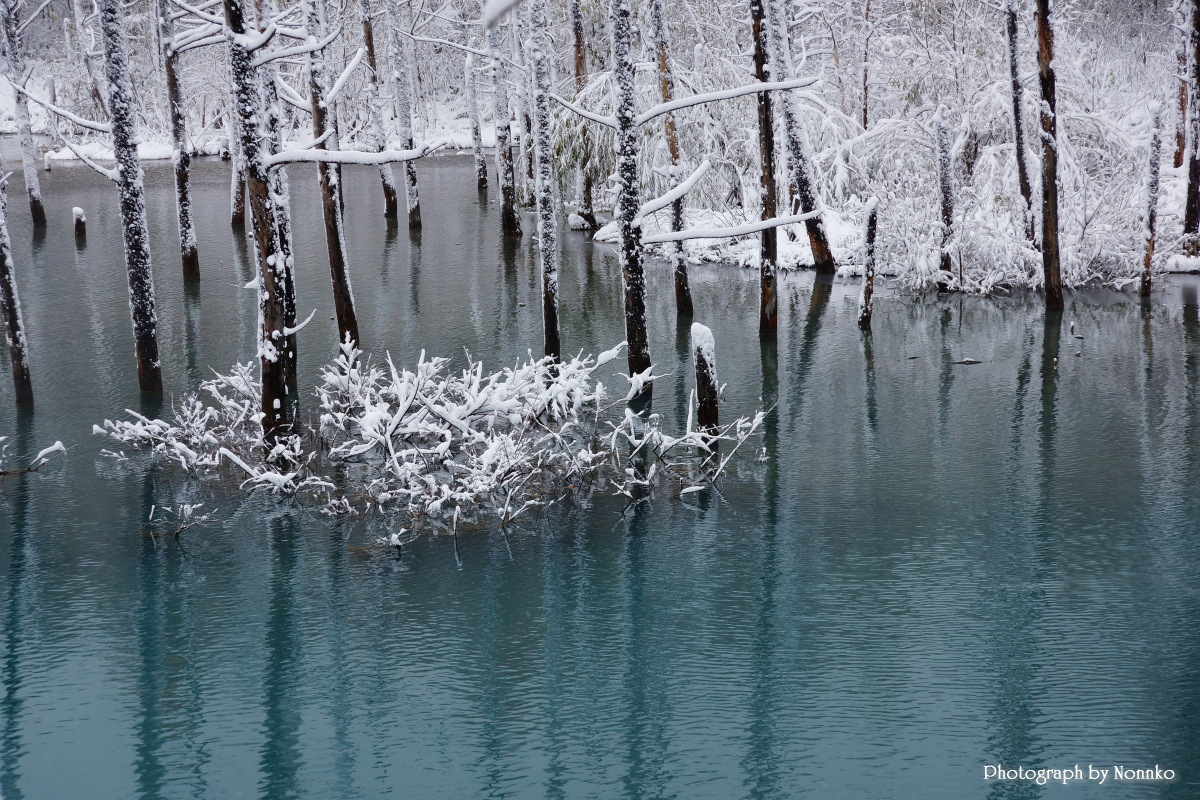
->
935;106;954;290
1143;106;1163;298
861;0;872;129
225;0;291;434
570;0;596;228
767;0;837;274
156;0;200;279
1176;0;1189;169
1186;0;1200;254
465;53;488;191
101;0;162;393
0;169;32;406
611;0;652;386
858;197;878;330
751;0;780;337
1005;0;1036;244
488;27;521;235
691;323;718;434
304;0;359;347
651;0;692;318
383;0;421;227
356;0;400;217
530;0;560;360
0;0;46;225
227;44;248;227
1036;0;1064;309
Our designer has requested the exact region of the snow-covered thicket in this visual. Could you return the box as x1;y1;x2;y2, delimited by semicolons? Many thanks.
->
94;341;765;528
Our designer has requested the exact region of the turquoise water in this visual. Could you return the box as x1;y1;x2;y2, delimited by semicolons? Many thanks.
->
1;143;1198;798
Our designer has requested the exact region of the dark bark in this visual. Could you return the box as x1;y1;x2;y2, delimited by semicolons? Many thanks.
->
307;0;359;347
157;0;199;280
101;0;162;393
570;0;597;230
1006;0;1036;245
0;174;32;406
488;27;522;235
651;0;692;319
611;0;651;390
752;0;779;337
1177;0;1189;169
858;197;878;330
225;0;289;435
383;0;420;228
530;0;560;360
1143;107;1162;298
936;107;954;291
1186;0;1200;252
692;324;718;435
1;0;45;226
1036;0;1063;309
358;0;399;217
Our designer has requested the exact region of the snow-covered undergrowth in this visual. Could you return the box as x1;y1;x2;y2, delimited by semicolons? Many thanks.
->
95;342;765;530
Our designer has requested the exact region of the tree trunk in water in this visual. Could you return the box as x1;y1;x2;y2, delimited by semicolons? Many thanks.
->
935;106;954;291
384;0;420;228
611;0;651;391
858;197;878;330
752;0;779;337
570;0;597;229
530;0;560;360
305;0;359;348
225;0;289;436
465;53;487;192
691;323;718;435
100;0;162;393
1143;105;1163;298
1185;0;1200;253
156;0;199;280
488;27;521;235
357;0;399;217
766;0;836;273
651;0;692;319
0;171;32;406
1177;0;1189;169
1006;0;1036;245
226;45;248;228
1;0;45;226
1036;0;1063;309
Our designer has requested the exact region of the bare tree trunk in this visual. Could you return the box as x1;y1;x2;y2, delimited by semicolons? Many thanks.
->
767;0;837;273
570;0;597;229
1036;0;1064;309
71;0;108;119
691;323;718;435
858;197;878;330
383;0;421;227
465;53;487;192
1177;0;1189;169
99;0;162;394
1185;0;1200;253
530;0;560;360
305;0;359;348
1006;0;1036;245
611;0;651;390
935;106;955;291
752;0;779;337
1143;105;1163;298
861;0;872;129
1;0;46;226
651;0;692;318
488;27;522;235
225;0;289;435
226;45;247;227
0;170;32;406
156;0;199;279
357;0;399;217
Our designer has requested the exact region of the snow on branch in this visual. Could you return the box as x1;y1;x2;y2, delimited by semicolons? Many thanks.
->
231;22;276;53
275;76;311;111
636;159;711;223
635;77;818;127
170;0;224;25
57;137;119;181
4;78;111;133
481;0;522;29
250;27;338;68
173;22;222;52
642;210;821;244
264;140;445;168
549;93;617;129
326;46;366;104
176;31;226;53
15;0;56;36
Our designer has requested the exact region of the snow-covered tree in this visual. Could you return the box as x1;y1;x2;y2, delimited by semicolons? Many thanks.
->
0;166;31;406
0;0;46;225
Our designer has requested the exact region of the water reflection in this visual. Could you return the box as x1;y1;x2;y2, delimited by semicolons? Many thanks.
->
259;515;303;800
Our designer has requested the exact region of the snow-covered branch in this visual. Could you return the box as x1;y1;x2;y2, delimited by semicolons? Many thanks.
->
4;78;111;132
250;26;338;68
264;141;445;168
642;210;820;244
635;77;817;127
325;46;365;104
549;93;617;129
636;159;711;223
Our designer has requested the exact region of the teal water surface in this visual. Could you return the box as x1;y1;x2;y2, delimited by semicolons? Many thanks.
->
0;141;1198;798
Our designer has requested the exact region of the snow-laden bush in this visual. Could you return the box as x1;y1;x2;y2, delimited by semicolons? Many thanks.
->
95;342;766;531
